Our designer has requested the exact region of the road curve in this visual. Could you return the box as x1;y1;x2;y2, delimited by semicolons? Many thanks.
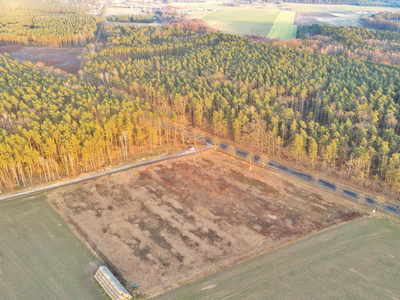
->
0;143;211;202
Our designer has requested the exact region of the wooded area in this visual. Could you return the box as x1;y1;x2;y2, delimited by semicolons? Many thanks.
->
106;15;155;23
1;17;400;194
372;11;400;20
0;55;186;190
0;11;99;46
0;0;94;13
297;24;400;66
362;12;400;32
83;25;400;193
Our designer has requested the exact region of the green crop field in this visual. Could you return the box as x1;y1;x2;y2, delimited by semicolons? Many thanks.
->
267;24;298;40
274;11;296;24
202;8;280;36
0;194;105;300
267;11;297;40
153;218;400;300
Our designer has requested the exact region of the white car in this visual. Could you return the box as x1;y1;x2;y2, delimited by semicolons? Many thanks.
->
189;147;195;150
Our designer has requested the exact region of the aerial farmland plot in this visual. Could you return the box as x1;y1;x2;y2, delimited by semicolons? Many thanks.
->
49;151;368;298
173;1;400;39
202;8;280;36
154;218;400;300
267;11;297;40
0;194;105;300
291;3;400;26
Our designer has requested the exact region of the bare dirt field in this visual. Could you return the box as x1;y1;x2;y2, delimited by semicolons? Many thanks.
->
49;150;367;298
295;12;340;26
0;46;83;74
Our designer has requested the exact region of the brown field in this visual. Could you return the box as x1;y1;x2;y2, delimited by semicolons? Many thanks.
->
0;46;83;74
49;150;367;298
295;12;340;26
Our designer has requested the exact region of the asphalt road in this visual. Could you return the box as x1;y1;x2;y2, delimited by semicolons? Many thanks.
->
206;135;400;218
202;134;399;217
267;161;314;183
0;143;211;202
235;148;248;158
365;197;379;207
342;189;359;200
381;203;400;216
219;143;229;150
318;179;337;191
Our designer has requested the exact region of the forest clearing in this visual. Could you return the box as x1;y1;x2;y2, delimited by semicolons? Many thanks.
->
49;150;368;298
0;46;83;74
0;193;105;300
154;218;400;300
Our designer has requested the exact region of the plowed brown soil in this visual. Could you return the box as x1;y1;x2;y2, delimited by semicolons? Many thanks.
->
49;150;366;298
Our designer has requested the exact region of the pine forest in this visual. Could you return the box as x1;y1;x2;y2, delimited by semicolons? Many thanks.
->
1;20;400;196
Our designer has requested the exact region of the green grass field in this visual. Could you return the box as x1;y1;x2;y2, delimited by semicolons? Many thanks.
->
153;218;400;300
0;194;105;300
267;11;297;40
203;9;280;36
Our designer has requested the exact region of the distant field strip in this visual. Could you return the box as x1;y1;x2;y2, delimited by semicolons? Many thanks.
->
204;9;279;36
274;11;296;24
267;11;297;40
154;218;400;300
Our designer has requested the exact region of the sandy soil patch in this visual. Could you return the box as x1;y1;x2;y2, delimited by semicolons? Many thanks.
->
50;151;365;298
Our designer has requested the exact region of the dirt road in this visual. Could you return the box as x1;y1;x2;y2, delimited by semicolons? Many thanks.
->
0;144;210;203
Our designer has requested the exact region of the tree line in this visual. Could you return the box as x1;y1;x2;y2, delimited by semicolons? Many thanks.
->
297;23;400;66
362;12;400;32
107;15;155;23
83;25;400;194
372;11;400;20
0;0;90;13
0;55;186;191
0;10;99;47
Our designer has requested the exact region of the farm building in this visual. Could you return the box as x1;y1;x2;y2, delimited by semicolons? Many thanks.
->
94;266;132;300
